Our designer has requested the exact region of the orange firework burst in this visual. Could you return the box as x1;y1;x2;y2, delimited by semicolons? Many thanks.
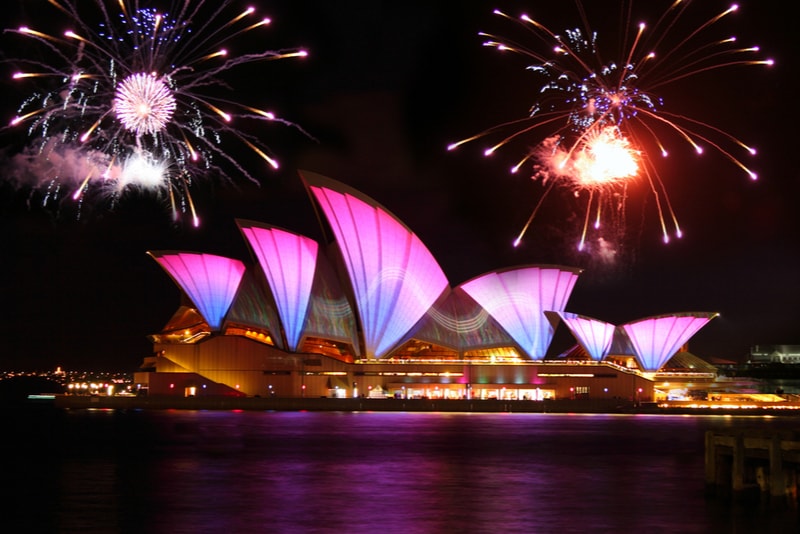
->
517;126;640;250
449;1;773;250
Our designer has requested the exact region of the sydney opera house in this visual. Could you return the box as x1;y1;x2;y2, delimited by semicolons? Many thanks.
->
134;171;719;402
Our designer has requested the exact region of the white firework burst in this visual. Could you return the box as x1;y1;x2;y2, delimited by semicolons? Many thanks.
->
5;0;309;225
114;73;177;137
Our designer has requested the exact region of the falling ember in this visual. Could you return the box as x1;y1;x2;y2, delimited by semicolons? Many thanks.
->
4;0;308;223
451;1;773;250
114;74;177;137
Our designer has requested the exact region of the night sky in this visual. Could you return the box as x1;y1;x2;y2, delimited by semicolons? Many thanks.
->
0;0;796;371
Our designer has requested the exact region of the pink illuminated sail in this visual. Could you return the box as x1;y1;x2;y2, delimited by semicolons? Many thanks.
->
239;221;318;352
148;252;245;331
460;266;581;359
303;171;449;358
550;312;615;361
621;313;718;372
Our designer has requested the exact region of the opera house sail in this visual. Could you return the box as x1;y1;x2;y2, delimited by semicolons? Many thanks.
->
547;311;720;371
238;222;318;352
460;266;581;359
399;287;521;358
550;312;616;362
303;171;450;359
621;313;719;372
148;252;245;331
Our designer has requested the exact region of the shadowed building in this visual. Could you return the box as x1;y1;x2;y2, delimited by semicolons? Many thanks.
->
136;171;717;401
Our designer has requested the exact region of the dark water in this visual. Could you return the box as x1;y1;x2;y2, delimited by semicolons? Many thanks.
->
2;407;799;533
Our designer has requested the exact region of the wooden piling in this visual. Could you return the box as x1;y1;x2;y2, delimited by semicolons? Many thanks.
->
705;429;800;503
770;433;785;497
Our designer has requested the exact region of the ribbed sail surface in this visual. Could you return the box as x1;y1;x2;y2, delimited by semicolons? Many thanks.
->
149;252;245;331
404;288;517;353
225;270;285;350
554;312;615;361
460;266;580;359
302;253;361;355
622;313;717;372
239;222;318;352
306;173;449;358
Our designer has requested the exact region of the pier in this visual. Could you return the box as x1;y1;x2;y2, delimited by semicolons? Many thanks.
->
705;429;800;502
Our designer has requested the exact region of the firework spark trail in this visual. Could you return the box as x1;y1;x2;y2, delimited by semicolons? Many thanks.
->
4;0;309;225
449;1;773;250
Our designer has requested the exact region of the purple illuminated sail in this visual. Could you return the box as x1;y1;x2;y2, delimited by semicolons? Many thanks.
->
460;266;581;359
551;312;615;361
239;222;318;352
303;171;449;358
149;252;245;331
622;313;718;372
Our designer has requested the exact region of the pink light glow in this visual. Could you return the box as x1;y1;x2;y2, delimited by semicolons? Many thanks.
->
622;313;718;372
304;171;449;358
460;266;581;359
239;222;318;352
551;312;615;361
148;252;245;330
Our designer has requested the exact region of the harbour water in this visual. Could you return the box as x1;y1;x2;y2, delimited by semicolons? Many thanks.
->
3;407;799;533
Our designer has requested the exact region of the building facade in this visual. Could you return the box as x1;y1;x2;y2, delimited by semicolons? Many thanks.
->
750;345;800;364
135;171;717;402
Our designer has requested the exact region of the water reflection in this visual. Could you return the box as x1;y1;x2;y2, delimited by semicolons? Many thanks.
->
4;409;799;533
